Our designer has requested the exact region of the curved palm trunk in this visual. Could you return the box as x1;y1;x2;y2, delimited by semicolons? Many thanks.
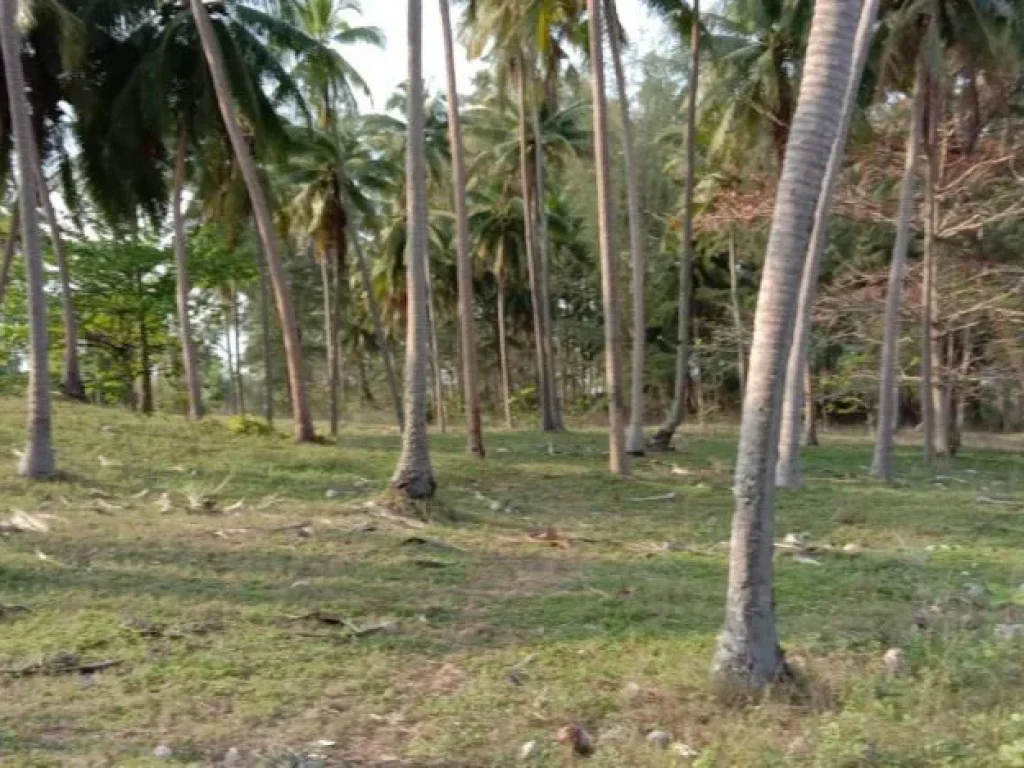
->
530;70;563;432
497;273;514;430
588;0;628;476
3;0;54;477
390;0;436;499
871;66;925;481
775;0;878;487
606;0;648;455
172;125;204;420
34;150;85;401
711;0;860;692
190;0;315;442
439;0;484;457
516;57;556;432
346;203;403;430
650;0;700;451
0;202;19;310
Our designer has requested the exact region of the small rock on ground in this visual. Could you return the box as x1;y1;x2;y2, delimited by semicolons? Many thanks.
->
646;730;671;749
153;745;173;759
519;740;541;760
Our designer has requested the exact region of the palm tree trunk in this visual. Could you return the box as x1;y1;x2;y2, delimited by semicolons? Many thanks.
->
588;0;629;476
650;0;700;451
0;202;19;311
3;0;54;477
172;124;204;420
257;243;274;425
711;0;860;692
439;0;484;456
231;283;246;416
390;0;436;499
342;189;403;431
952;326;970;455
190;0;314;442
775;0;878;487
138;273;154;415
530;62;563;433
516;56;556;432
497;274;514;430
321;255;339;437
871;65;925;481
425;255;447;433
33;147;85;401
606;0;647;455
921;70;939;466
728;229;746;396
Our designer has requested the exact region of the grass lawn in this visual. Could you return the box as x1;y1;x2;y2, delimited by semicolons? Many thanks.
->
1;397;1023;766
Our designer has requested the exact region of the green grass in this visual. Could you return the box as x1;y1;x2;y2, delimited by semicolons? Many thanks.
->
1;397;1024;766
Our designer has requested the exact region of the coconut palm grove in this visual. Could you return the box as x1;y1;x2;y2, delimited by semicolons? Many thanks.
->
2;0;1024;763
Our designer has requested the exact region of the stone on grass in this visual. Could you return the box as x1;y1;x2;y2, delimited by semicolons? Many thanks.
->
223;747;242;766
621;681;642;701
883;648;905;678
842;542;863;556
153;745;173;759
519;740;541;760
325;488;343;499
671;742;700;759
646;730;671;749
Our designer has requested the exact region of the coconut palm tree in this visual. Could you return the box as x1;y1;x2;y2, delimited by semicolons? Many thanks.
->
390;0;436;499
2;0;54;477
587;0;628;475
775;0;881;488
190;0;316;442
710;0;861;692
646;0;701;451
440;0;484;456
604;0;648;455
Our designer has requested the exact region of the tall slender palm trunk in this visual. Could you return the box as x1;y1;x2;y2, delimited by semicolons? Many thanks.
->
346;200;403;430
257;244;274;425
390;0;436;499
650;0;700;451
425;256;447;432
497;274;514;429
321;254;339;436
775;0;879;487
588;0;628;476
3;0;54;477
516;58;557;432
711;0;860;692
33;148;85;401
728;230;746;396
802;362;818;445
0;202;19;310
190;0;314;442
138;271;154;415
871;66;925;481
172;125;204;420
439;0;484;456
606;0;648;455
920;74;939;466
231;284;246;416
530;71;563;432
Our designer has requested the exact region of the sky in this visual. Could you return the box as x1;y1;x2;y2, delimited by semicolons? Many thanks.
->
350;1;664;111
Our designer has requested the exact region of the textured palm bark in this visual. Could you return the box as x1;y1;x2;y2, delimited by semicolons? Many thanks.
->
172;125;204;420
712;0;860;692
606;0;648;455
588;0;629;475
728;230;746;396
650;0;700;451
530;68;563;433
190;0;315;442
3;0;54;477
390;0;436;499
439;0;484;456
775;0;878;487
34;145;85;401
871;66;925;481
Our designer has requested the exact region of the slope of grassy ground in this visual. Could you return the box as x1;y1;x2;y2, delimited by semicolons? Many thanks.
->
1;397;1023;766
